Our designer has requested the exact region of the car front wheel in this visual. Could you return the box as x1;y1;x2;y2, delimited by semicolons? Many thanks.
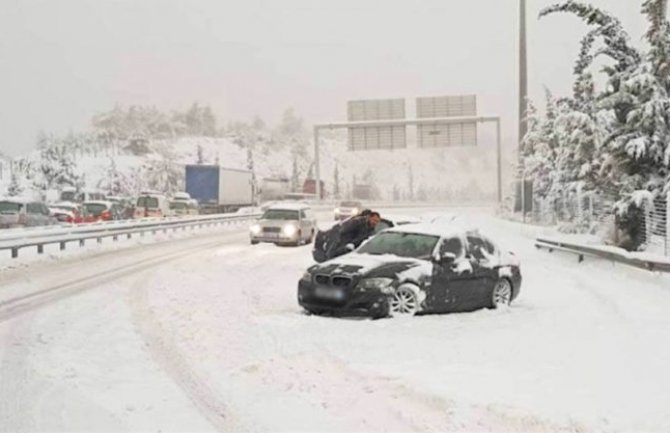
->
388;284;420;317
491;278;512;308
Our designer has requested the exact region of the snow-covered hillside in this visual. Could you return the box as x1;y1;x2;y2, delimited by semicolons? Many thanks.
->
1;136;499;202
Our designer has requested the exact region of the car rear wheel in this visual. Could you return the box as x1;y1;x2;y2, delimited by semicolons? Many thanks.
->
250;240;259;245
491;278;512;308
388;284;420;317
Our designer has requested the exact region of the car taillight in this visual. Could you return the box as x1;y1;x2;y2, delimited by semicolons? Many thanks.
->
101;210;112;220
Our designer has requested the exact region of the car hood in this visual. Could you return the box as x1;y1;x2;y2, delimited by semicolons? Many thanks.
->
312;253;432;280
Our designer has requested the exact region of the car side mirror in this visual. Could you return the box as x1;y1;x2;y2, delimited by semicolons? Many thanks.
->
433;252;456;264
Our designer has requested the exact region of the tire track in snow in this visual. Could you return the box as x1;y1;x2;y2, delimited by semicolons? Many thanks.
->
128;271;236;433
0;232;245;324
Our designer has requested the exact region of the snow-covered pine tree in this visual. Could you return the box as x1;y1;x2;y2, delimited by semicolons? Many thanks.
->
35;143;80;192
290;157;299;192
97;158;129;196
6;171;23;197
540;2;641;73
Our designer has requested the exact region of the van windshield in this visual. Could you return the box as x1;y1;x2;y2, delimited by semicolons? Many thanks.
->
0;201;22;213
137;196;159;208
170;202;187;210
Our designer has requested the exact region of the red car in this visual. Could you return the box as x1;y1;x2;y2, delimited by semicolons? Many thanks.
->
82;201;117;222
49;202;92;224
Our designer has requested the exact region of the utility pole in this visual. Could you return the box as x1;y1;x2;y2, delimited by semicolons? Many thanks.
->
519;0;528;158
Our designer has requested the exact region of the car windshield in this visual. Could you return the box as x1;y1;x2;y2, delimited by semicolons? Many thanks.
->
262;209;300;220
84;203;107;215
170;201;187;210
137;196;159;208
0;201;22;213
358;231;439;259
60;191;76;201
340;201;360;208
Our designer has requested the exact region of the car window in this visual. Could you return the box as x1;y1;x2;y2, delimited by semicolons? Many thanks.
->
482;237;497;255
439;236;464;258
61;191;76;202
300;210;307;220
84;203;108;215
137;196;159;208
466;235;488;261
0;201;22;213
27;203;41;214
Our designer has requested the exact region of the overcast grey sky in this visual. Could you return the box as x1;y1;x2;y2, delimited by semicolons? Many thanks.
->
0;0;645;156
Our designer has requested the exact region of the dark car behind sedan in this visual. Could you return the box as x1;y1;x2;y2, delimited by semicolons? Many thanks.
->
298;224;521;319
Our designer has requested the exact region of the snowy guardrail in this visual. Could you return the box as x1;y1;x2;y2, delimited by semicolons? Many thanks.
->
535;237;670;273
0;212;261;259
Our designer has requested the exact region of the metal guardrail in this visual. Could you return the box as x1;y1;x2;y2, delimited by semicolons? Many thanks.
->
535;237;670;273
0;212;261;259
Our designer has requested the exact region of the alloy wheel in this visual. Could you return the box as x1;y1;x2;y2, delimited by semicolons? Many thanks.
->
389;286;419;316
492;279;512;308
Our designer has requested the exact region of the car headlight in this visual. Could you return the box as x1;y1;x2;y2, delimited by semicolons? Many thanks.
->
334;208;341;214
250;224;261;235
352;208;359;215
300;271;312;283
356;277;394;294
283;224;298;237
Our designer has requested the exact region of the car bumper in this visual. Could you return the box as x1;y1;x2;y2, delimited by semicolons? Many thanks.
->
297;281;389;317
251;234;300;244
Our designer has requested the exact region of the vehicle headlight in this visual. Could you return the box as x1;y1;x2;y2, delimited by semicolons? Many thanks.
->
283;224;298;237
356;277;394;294
352;208;359;215
334;208;341;214
300;271;312;283
250;224;261;235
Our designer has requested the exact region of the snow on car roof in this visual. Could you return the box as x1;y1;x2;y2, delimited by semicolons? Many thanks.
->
52;201;79;208
267;202;311;211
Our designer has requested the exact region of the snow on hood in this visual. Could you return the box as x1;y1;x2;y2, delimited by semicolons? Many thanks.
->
318;253;428;276
394;260;434;283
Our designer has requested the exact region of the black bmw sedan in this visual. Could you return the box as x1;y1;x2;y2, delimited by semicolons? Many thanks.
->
298;224;522;318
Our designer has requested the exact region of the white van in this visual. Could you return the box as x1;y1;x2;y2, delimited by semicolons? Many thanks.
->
60;187;106;203
134;191;169;218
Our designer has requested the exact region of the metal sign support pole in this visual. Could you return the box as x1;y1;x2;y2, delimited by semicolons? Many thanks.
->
314;127;321;202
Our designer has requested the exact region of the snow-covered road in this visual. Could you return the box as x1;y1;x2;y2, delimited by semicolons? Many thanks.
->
1;207;669;432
